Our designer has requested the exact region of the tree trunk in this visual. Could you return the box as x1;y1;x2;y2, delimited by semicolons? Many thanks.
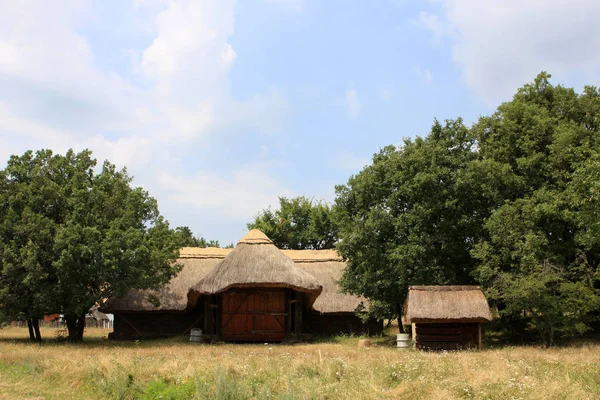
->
397;316;405;333
65;314;86;342
77;315;85;341
27;318;36;341
32;318;42;342
65;315;75;341
396;303;405;334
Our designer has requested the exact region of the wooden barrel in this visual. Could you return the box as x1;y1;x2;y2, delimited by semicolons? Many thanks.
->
190;328;203;343
397;333;410;348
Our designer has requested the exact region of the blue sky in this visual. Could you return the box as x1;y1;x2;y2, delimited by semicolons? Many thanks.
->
1;0;600;245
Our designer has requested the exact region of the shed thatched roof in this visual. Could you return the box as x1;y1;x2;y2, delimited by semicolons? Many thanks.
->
102;231;364;314
190;230;323;307
405;286;492;323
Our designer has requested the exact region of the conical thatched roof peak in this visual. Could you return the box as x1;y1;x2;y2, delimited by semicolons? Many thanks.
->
238;229;272;245
190;229;322;306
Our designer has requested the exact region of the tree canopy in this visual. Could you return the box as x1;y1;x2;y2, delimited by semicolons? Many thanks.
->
0;149;181;341
334;119;484;329
334;73;600;344
174;226;223;248
470;73;600;345
247;196;337;250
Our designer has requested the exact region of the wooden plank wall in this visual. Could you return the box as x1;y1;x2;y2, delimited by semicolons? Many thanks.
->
414;322;480;350
110;311;203;340
109;296;384;341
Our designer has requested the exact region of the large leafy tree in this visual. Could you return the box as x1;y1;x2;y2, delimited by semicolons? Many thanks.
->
472;73;600;345
334;73;600;343
248;196;337;250
0;149;181;341
0;165;50;341
334;119;484;331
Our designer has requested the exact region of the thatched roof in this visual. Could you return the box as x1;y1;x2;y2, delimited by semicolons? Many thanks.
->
179;247;343;262
102;256;220;312
297;261;364;313
281;249;341;263
190;230;323;307
102;231;364;313
405;286;492;323
179;247;231;258
103;232;365;314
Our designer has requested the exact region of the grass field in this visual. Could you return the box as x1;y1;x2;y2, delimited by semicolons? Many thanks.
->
0;327;599;399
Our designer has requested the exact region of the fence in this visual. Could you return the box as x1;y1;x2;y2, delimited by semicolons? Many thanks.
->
8;317;113;329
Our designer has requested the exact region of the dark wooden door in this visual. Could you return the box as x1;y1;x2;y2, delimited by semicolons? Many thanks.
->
221;289;286;341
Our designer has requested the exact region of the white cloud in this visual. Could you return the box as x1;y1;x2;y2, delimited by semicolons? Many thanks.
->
0;102;71;144
0;2;142;138
0;1;294;243
157;162;294;220
344;88;361;120
419;0;600;104
139;0;236;137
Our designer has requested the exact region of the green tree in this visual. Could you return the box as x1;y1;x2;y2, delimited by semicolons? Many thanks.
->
248;196;337;250
174;226;221;248
0;149;181;342
334;73;600;343
0;163;49;340
472;73;600;345
334;119;483;331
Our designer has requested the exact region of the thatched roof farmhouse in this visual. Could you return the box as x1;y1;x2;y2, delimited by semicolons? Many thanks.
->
103;229;381;340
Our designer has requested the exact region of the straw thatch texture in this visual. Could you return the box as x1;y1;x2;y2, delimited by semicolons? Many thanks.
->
296;261;363;313
179;247;231;258
237;229;273;244
104;231;363;314
102;257;221;312
191;230;323;306
281;249;342;262
405;286;492;323
177;248;343;262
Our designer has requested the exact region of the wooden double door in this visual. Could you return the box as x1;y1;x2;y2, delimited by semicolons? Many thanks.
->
221;289;286;341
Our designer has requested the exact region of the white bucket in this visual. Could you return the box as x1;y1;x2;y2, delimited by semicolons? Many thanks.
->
397;333;410;348
190;328;203;343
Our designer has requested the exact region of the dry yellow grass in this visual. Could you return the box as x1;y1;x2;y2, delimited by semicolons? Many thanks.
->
0;327;599;399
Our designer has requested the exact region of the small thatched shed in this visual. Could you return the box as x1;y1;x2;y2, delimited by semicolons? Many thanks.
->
405;286;492;350
102;230;381;341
